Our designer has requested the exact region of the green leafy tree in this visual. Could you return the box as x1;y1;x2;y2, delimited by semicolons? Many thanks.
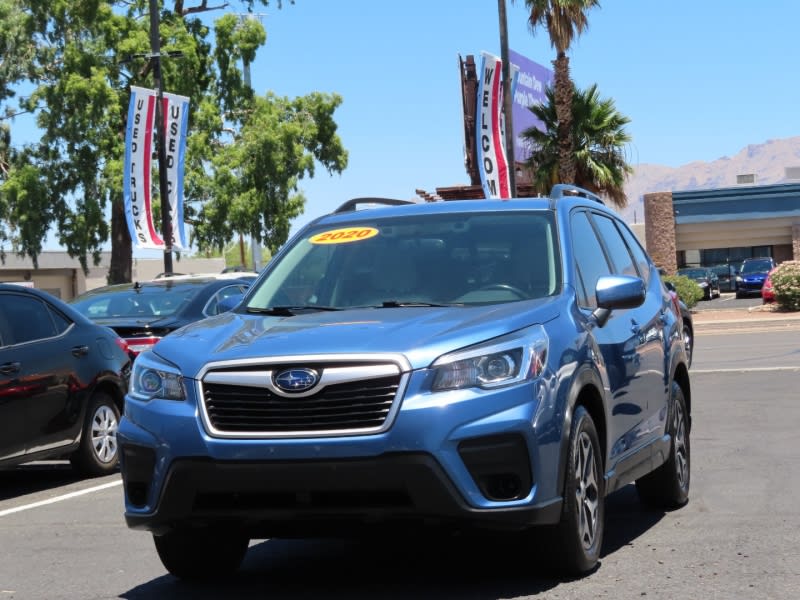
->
522;0;600;184
521;83;632;207
0;0;345;283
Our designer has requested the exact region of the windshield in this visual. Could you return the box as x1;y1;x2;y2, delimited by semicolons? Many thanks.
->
740;259;772;275
72;286;200;318
678;269;707;279
246;211;560;309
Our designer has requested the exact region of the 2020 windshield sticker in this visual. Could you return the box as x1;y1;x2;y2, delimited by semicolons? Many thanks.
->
309;227;379;244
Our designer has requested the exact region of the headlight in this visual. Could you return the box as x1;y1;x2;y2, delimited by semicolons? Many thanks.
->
130;351;186;401
736;276;743;282
431;325;548;391
699;281;708;288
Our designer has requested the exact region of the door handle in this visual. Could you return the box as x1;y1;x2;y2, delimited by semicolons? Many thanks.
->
0;362;21;375
71;345;90;357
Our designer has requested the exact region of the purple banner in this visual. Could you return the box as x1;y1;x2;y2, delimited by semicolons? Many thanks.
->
509;49;553;162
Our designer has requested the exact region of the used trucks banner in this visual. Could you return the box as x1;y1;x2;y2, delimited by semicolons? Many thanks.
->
123;86;189;250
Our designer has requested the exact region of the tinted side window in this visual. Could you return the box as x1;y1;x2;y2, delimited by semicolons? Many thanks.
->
0;294;58;344
47;304;72;334
590;214;638;278
571;211;612;309
616;222;651;284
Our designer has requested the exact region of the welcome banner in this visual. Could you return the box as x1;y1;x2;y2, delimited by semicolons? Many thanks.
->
123;86;190;250
476;51;511;199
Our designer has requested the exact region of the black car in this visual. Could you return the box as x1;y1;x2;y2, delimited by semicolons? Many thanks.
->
0;284;131;476
677;267;720;300
69;275;254;357
664;280;694;368
710;263;736;293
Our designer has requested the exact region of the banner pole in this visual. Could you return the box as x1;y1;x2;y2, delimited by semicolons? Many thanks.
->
149;0;174;274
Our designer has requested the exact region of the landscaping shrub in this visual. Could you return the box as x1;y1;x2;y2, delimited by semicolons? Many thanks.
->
769;260;800;311
662;274;703;309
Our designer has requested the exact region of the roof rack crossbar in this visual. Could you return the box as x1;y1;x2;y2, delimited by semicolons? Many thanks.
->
333;197;417;214
549;184;604;205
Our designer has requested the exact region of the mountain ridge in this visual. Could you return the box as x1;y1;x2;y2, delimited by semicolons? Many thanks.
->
621;136;800;223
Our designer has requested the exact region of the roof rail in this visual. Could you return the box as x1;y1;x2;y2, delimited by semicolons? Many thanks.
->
549;184;604;205
333;197;417;214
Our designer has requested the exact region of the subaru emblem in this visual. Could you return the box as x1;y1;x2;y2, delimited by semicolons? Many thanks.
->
274;368;319;393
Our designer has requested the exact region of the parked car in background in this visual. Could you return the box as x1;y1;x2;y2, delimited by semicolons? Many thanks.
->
762;268;777;304
70;275;255;358
735;257;776;298
664;280;694;368
710;263;736;293
0;284;130;476
677;267;720;300
119;187;691;580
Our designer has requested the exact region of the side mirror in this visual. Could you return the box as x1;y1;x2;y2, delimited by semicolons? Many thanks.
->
593;275;646;327
217;293;244;314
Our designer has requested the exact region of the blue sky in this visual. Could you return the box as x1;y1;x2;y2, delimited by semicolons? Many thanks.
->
245;0;800;237
17;0;800;254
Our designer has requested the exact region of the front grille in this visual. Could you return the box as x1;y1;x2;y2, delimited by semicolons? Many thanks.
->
202;374;401;435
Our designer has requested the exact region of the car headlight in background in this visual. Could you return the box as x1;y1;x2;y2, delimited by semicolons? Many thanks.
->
130;351;186;401
431;325;548;391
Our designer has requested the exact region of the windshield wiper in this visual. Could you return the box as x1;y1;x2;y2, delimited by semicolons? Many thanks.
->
379;300;458;308
246;305;342;316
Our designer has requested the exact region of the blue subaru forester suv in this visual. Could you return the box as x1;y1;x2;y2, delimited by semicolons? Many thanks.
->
119;186;691;579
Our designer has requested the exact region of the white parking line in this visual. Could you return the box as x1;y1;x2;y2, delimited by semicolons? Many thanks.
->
691;366;800;374
0;479;122;518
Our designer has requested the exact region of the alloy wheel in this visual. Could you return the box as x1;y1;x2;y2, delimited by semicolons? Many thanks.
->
574;430;599;550
673;399;689;488
91;404;119;464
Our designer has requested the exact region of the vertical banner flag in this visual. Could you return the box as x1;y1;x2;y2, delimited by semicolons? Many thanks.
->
124;86;164;249
123;87;191;250
162;91;190;250
476;51;511;199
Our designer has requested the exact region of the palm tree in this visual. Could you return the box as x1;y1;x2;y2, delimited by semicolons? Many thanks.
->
523;0;600;184
521;83;632;208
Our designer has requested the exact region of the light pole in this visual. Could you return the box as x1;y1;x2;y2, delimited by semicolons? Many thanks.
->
149;0;173;274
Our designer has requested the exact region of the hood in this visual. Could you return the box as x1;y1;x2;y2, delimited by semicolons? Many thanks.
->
154;298;562;376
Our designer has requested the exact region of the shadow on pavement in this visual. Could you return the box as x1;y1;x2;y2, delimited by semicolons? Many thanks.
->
121;485;666;600
0;461;90;501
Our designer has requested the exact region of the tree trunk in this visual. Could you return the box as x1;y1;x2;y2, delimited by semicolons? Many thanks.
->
108;198;132;284
553;52;576;185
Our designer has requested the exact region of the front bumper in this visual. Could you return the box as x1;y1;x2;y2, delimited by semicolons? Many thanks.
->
122;452;562;536
119;369;566;535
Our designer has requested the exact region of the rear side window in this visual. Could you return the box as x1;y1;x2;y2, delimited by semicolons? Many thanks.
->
0;294;59;345
571;211;612;309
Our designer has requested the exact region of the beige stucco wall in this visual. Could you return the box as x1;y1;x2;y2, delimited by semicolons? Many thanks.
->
1;253;227;300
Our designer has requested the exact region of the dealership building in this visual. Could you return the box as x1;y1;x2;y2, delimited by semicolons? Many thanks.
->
643;182;800;274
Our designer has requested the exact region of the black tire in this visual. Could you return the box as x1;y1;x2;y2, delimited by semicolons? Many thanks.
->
70;392;120;477
636;382;690;509
154;528;249;581
682;323;693;369
547;405;605;576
